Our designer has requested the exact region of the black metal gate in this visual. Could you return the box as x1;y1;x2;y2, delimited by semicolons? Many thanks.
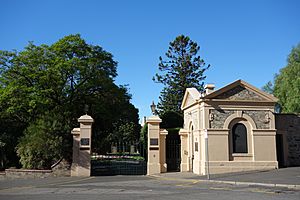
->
166;130;181;172
276;134;285;168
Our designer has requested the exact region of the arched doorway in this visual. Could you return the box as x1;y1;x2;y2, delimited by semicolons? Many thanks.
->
227;116;254;161
232;123;248;153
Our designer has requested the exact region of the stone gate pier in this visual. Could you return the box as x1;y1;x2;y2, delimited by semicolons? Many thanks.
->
146;115;168;175
71;114;94;176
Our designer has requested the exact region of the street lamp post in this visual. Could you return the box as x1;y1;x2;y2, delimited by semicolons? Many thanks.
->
204;129;210;180
150;101;157;115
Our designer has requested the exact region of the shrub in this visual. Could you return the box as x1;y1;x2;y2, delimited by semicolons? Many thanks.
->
16;114;69;169
160;111;183;129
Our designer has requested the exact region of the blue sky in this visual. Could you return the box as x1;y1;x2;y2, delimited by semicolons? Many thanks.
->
1;0;299;122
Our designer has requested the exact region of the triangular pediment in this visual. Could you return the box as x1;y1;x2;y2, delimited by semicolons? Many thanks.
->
214;85;267;101
204;80;278;102
181;88;201;110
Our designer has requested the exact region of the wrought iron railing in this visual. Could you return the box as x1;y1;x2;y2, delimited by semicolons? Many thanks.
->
91;142;147;176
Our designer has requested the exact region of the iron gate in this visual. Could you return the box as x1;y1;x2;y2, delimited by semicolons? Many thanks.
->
166;130;181;172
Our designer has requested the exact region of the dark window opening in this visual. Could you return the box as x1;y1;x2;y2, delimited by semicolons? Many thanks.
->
232;123;248;153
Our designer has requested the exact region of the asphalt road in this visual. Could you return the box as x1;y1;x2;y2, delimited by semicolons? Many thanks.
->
0;175;299;200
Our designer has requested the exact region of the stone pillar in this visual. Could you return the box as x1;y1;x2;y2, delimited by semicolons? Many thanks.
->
147;115;162;175
160;129;168;173
71;128;80;176
71;114;94;177
179;129;189;172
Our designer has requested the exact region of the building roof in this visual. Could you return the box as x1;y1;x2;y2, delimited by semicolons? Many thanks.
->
181;79;278;110
204;79;278;102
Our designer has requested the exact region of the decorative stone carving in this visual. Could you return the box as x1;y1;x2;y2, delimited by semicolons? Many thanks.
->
209;109;270;129
215;85;266;101
243;110;270;129
209;109;234;129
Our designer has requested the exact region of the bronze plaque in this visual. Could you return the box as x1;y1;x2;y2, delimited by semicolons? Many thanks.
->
195;142;198;152
150;138;158;146
80;138;90;146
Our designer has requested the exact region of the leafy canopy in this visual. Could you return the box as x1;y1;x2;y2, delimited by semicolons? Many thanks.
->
0;34;140;169
263;43;300;114
273;44;300;113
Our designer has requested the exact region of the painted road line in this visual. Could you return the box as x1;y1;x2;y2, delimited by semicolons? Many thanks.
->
209;187;232;191
250;188;277;195
175;180;200;187
149;175;202;184
0;177;95;193
0;186;34;193
44;177;95;186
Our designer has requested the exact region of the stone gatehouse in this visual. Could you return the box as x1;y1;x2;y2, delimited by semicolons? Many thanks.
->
179;79;279;175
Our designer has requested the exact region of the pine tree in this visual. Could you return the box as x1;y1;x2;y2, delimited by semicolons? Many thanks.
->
153;35;210;114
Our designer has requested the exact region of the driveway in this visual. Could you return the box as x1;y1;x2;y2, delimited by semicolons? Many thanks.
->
0;169;299;200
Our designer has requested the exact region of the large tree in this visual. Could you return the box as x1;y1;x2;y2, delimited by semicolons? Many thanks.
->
153;35;210;114
0;34;140;169
273;44;300;113
263;44;300;114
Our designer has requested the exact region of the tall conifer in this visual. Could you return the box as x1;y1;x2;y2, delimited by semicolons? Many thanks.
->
153;35;210;114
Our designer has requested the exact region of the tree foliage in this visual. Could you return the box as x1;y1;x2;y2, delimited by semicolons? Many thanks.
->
153;35;210;114
0;118;26;169
274;44;300;113
0;34;140;169
262;81;274;94
264;44;300;113
160;111;183;129
140;123;148;145
16;114;66;169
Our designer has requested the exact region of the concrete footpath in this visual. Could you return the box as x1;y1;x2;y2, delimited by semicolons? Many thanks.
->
152;167;300;190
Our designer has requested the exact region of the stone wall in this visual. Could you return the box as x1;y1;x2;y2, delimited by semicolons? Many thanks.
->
5;169;53;179
209;109;269;129
275;114;300;167
0;171;5;180
243;110;269;129
209;109;234;129
51;159;71;177
2;160;71;179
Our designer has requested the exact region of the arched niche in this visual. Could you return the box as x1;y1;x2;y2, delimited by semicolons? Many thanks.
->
224;112;255;161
